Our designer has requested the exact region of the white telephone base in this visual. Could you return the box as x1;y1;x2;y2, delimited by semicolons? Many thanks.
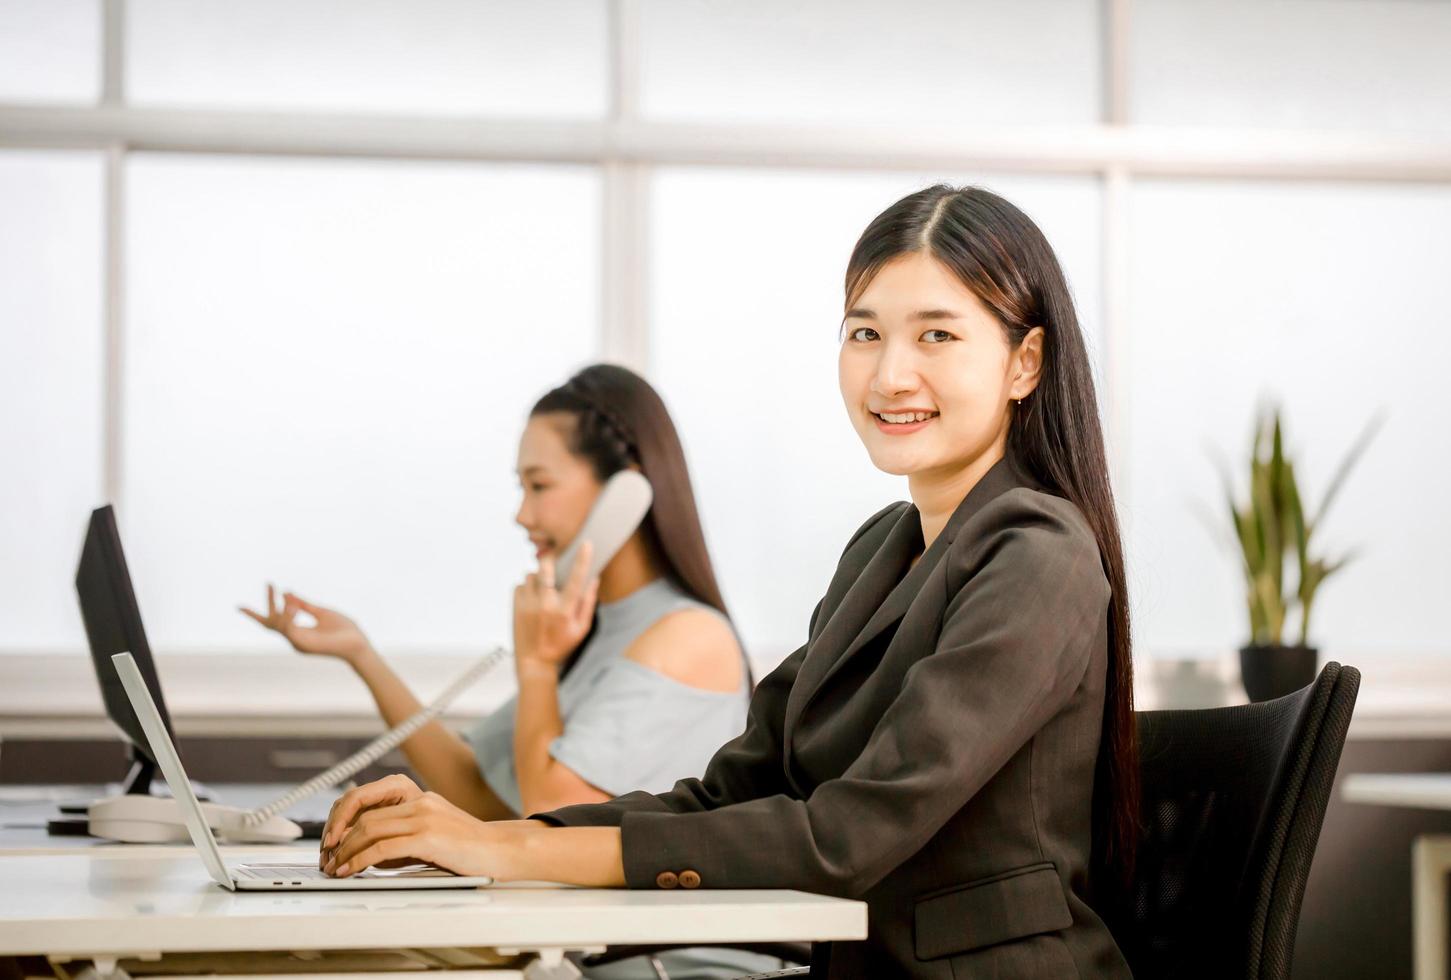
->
88;795;303;844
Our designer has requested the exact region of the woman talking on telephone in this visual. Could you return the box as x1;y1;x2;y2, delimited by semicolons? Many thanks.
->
240;364;753;835
316;187;1139;979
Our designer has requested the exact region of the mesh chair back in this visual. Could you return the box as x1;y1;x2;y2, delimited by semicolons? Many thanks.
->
1118;662;1360;979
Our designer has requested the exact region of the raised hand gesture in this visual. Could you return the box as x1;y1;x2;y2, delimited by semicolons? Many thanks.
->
239;584;372;665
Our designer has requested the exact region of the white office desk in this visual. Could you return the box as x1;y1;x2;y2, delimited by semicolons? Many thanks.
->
1341;772;1451;980
0;849;866;977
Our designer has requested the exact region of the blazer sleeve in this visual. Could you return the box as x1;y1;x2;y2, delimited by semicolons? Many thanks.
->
595;492;1110;897
531;502;906;830
531;624;812;828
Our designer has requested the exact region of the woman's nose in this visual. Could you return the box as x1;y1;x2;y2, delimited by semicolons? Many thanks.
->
872;342;920;397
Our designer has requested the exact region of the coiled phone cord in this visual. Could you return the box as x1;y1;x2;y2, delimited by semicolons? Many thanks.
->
242;646;510;827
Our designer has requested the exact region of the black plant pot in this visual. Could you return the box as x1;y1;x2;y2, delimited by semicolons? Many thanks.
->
1239;644;1319;703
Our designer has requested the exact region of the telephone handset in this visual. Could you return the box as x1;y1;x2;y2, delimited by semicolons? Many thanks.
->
223;470;654;837
555;469;653;584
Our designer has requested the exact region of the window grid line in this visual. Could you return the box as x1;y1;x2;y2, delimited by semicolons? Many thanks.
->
100;0;125;508
601;0;648;373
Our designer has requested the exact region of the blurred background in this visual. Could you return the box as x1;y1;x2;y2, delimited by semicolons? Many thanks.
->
1;2;1449;976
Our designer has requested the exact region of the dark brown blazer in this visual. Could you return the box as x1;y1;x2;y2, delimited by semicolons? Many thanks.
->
538;455;1132;978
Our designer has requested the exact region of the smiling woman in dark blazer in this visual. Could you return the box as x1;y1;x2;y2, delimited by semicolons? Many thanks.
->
318;185;1139;979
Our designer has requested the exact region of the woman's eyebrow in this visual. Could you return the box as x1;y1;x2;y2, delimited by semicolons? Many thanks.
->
843;308;963;321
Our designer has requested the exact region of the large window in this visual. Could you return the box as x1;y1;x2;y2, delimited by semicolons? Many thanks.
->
0;150;104;650
0;0;99;103
1132;0;1451;136
122;155;599;652
127;0;608;118
637;0;1101;127
2;0;1448;669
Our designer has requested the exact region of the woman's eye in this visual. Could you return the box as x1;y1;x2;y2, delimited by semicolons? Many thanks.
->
921;329;955;344
846;326;879;342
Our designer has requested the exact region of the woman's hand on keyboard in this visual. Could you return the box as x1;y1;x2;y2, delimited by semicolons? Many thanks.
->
323;774;625;886
321;773;502;879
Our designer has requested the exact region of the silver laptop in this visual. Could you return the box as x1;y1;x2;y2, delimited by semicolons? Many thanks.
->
112;652;494;891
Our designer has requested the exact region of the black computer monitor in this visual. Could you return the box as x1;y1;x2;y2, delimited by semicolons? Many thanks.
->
75;504;177;795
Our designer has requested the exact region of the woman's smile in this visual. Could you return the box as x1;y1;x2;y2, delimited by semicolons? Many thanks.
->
871;408;939;434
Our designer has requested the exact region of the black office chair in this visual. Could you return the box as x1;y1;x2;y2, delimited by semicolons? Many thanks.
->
1117;661;1360;979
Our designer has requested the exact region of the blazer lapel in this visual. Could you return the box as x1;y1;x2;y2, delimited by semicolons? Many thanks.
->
794;513;939;719
782;505;920;751
786;455;1033;748
810;509;920;671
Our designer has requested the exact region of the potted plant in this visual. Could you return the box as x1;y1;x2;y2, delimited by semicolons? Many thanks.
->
1220;406;1379;702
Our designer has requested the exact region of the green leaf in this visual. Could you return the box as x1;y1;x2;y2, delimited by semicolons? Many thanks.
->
1281;459;1309;607
1298;550;1360;646
1217;460;1253;569
1310;411;1385;533
1251;450;1281;595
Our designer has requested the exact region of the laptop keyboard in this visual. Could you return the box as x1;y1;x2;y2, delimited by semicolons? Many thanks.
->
235;864;332;880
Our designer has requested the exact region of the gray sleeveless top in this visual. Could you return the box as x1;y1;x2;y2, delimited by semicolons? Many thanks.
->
468;577;749;816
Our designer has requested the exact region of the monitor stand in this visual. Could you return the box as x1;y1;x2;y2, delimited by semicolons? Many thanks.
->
120;749;159;796
54;744;211;816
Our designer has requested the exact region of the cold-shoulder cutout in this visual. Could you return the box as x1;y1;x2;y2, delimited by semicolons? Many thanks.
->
623;607;743;694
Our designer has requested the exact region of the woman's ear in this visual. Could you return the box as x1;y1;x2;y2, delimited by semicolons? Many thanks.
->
1009;327;1045;400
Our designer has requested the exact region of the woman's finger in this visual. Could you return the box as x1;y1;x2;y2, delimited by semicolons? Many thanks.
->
324;795;398;851
330;835;420;878
238;606;267;626
575;575;600;622
267;583;279;619
286;592;322;616
322;775;419;848
279;596;303;636
538;554;556;591
328;814;419;873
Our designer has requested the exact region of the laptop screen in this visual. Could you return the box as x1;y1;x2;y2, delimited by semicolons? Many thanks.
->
110;652;234;888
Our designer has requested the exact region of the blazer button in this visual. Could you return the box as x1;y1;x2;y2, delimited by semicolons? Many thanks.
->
679;870;701;889
655;871;679;889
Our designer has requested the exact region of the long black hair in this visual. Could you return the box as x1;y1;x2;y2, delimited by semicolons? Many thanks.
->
531;363;731;622
844;185;1139;898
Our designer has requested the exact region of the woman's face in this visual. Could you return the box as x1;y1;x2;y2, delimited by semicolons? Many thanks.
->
515;413;602;562
838;251;1032;480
